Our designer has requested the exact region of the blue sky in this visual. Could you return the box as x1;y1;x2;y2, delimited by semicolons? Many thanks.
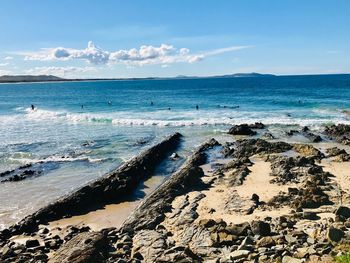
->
0;0;349;78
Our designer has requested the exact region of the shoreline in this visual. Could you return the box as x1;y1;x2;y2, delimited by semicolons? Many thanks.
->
0;123;350;262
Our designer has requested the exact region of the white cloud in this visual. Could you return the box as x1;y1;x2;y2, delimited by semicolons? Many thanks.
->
22;41;250;66
0;69;12;75
0;63;9;67
4;56;13;60
24;66;97;77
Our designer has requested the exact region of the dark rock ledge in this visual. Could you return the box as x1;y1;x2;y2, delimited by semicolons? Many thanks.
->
2;132;182;237
121;138;220;233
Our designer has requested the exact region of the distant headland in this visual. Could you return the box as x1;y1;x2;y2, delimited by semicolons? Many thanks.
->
1;72;349;84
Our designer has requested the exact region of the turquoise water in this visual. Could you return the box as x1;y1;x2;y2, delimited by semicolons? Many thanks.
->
0;74;350;228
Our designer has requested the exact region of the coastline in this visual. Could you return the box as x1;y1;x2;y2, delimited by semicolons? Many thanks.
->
1;123;350;262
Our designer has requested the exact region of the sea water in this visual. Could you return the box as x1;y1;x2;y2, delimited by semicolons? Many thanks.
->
0;74;349;228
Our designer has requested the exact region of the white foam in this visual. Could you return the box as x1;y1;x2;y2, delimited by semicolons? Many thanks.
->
3;107;350;128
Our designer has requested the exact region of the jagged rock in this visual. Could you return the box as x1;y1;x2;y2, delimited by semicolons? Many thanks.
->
234;139;292;158
325;124;350;145
250;221;271;236
122;139;218;232
49;232;107;263
228;124;257;136
327;227;345;243
6;133;183;236
293;144;324;159
131;230;166;263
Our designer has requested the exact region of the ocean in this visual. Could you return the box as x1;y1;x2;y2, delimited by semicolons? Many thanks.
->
0;74;350;229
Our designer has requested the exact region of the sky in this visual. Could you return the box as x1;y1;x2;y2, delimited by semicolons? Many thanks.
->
0;0;349;78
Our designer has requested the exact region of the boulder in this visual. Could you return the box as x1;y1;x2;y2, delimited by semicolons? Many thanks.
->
335;206;350;221
327;227;345;243
228;124;257;136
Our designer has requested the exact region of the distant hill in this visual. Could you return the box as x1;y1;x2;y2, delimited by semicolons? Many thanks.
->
175;72;276;79
219;72;276;78
0;72;276;84
0;75;65;83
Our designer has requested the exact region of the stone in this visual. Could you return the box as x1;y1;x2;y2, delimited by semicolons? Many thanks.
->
257;236;276;247
250;221;271;236
230;250;250;260
303;211;319;220
49;232;107;263
327;227;345;243
335;206;350;221
228;124;257;136
25;239;40;248
282;255;302;263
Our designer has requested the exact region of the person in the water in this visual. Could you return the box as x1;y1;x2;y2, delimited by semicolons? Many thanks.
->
151;101;154;106
108;101;112;105
31;104;35;110
196;105;199;110
81;105;84;109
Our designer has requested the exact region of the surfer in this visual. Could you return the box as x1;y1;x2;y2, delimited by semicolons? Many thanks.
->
151;101;154;106
196;105;199;110
81;105;84;109
31;104;35;110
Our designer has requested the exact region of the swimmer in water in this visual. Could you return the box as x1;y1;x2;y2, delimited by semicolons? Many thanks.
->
168;107;171;110
108;101;112;105
196;105;199;110
31;104;35;110
81;105;84;109
151;101;154;106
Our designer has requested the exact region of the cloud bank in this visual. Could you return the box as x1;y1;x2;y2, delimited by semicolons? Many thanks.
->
23;41;250;66
24;66;96;77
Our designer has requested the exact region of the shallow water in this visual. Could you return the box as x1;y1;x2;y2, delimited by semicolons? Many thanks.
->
0;75;349;229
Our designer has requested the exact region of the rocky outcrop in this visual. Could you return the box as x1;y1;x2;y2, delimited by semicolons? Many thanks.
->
234;139;292;158
3;133;182;236
121;138;220;232
325;124;350;145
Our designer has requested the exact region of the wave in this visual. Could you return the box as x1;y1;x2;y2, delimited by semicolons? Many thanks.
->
4;107;350;128
8;155;105;165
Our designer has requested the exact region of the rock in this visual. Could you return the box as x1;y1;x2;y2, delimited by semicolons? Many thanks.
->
228;124;257;136
238;236;255;250
49;231;107;263
293;144;323;159
302;211;319;220
325;124;350;145
230;250;250;260
282;255;302;263
25;239;40;248
234;139;292;158
250;221;271;236
335;206;350;221
10;133;183;235
249;122;265;129
131;230;166;263
262;132;275;140
251;194;260;203
327;227;345;243
257;236;276;247
170;153;179;159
